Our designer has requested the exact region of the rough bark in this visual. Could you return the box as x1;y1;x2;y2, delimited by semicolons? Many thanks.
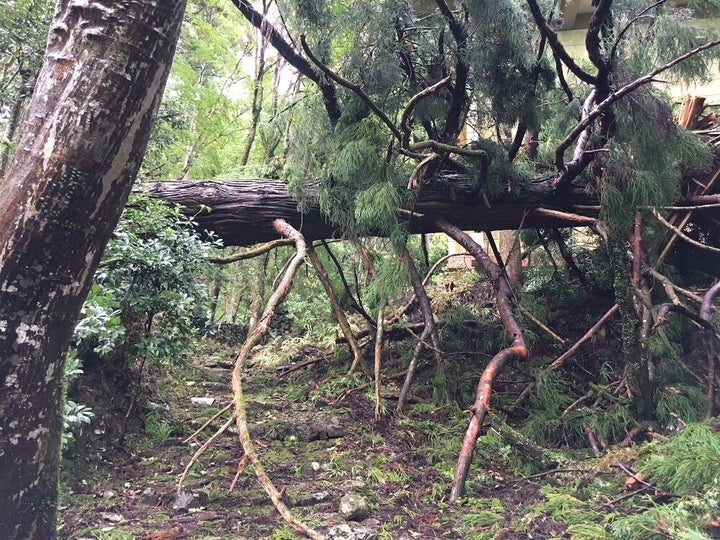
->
143;176;601;247
0;2;186;538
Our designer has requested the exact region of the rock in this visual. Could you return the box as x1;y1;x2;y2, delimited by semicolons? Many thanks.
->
327;523;379;540
327;524;355;540
171;490;208;514
338;492;370;521
190;397;215;406
289;490;331;507
339;478;366;491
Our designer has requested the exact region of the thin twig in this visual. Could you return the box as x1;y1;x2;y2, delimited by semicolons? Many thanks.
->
178;415;235;492
548;304;619;370
183;402;233;443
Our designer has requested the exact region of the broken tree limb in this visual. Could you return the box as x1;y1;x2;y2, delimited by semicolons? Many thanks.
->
306;245;363;371
141;176;601;247
548;304;620;371
397;249;442;413
450;345;529;503
230;219;326;540
701;282;720;417
208;238;295;263
436;220;529;503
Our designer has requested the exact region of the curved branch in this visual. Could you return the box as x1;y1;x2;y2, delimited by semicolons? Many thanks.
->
230;219;326;540
653;208;720;254
553;38;720;184
435;0;470;141
585;0;613;76
526;0;598;85
230;0;340;124
610;0;666;60
300;35;403;141
400;76;452;148
437;220;529;502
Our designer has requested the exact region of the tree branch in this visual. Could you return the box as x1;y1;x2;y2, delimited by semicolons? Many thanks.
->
435;0;470;141
553;38;720;185
526;0;598;85
230;0;341;124
300;35;403;141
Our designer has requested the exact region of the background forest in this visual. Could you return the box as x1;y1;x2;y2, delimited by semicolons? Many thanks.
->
3;0;720;539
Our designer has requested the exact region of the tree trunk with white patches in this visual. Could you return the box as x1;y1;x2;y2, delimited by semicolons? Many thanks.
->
0;2;186;538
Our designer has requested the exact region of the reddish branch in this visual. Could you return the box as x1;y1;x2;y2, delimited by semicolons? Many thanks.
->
436;220;528;502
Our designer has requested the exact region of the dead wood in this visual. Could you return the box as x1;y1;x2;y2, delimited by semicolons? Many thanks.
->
701;282;720;417
374;307;385;421
397;249;442;413
436;220;529;503
141;176;601;248
307;245;363;371
229;219;326;540
208;239;295;263
548;304;620;371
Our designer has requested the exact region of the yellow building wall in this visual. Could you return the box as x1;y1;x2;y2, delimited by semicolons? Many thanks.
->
558;19;720;105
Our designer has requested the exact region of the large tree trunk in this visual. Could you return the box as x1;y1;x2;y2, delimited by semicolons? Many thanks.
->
144;177;601;247
0;2;186;538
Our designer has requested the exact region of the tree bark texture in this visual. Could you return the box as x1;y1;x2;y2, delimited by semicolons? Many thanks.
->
0;2;186;538
143;177;601;247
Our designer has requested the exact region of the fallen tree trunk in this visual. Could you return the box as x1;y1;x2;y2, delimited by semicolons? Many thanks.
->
143;176;600;247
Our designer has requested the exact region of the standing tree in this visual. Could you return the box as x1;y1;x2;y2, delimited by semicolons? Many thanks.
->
0;1;187;538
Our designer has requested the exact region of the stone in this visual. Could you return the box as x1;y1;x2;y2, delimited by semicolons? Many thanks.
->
327;524;355;540
338;492;370;521
327;523;379;540
171;490;208;514
189;397;215;406
288;490;331;507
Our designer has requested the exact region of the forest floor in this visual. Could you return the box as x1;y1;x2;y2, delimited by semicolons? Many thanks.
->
57;273;720;540
58;334;656;540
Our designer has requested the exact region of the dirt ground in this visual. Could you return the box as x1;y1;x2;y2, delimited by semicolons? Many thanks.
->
58;343;591;540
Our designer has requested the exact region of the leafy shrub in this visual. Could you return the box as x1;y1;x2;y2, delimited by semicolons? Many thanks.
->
72;192;220;366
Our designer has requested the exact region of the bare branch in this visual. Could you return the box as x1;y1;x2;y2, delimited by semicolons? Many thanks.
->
554;38;720;185
652;208;720;254
230;0;341;124
300;35;403;141
208;238;294;263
